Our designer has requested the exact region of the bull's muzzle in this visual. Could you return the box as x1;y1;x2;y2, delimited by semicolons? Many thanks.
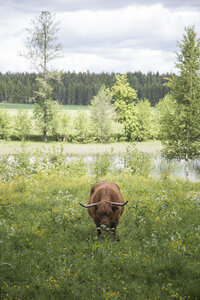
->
98;224;116;232
100;224;107;230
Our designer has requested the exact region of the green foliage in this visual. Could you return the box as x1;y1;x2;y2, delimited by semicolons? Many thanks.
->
0;108;11;140
14;110;32;141
0;170;199;299
90;86;116;142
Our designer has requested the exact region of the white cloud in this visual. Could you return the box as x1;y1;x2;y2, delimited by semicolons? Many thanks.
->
0;2;200;74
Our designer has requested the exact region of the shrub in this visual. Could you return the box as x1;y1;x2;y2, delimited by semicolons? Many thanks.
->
0;108;11;140
92;152;113;181
14;110;32;141
123;144;151;176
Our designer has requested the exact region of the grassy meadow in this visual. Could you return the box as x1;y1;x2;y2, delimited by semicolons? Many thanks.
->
0;103;199;299
0;171;200;299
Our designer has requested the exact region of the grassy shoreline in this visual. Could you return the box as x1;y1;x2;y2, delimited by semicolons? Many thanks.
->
0;140;162;156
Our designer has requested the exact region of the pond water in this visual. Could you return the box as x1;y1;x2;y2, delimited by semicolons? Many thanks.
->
67;155;200;182
1;153;200;182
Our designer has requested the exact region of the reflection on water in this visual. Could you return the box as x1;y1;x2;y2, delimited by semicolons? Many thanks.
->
151;156;200;182
1;153;200;182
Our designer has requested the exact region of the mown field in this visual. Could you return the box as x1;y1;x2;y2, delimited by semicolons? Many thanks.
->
0;166;200;299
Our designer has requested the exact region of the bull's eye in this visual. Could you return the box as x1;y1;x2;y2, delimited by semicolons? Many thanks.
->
112;206;119;212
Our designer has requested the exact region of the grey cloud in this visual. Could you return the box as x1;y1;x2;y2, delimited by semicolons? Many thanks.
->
5;0;200;13
60;33;176;55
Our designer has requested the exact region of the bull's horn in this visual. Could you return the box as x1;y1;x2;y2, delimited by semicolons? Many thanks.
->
111;201;128;206
79;202;99;208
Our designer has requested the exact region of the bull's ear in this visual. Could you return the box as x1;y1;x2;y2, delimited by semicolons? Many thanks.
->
112;206;119;212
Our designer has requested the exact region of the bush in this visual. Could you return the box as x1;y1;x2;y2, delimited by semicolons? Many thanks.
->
74;110;91;143
51;111;72;141
0;108;11;140
92;152;113;181
14;110;32;141
123;144;151;176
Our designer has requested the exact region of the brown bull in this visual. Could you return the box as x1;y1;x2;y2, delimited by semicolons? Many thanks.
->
79;181;127;239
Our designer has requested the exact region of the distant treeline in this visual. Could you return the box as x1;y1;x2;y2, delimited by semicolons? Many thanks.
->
0;71;171;106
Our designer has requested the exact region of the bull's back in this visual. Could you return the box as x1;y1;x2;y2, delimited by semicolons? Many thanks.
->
88;181;124;205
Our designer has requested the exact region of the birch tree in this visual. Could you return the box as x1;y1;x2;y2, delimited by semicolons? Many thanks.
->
23;11;62;141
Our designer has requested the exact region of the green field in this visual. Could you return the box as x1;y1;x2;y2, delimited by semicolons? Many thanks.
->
0;103;90;120
0;103;89;111
0;170;199;299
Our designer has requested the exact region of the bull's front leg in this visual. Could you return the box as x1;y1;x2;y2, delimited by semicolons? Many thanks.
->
97;227;102;238
111;223;119;241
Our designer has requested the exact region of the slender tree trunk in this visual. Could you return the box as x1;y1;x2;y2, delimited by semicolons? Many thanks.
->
43;128;47;142
43;101;48;142
185;155;189;181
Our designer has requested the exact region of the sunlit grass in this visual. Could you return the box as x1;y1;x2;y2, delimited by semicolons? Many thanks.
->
0;103;89;118
0;103;89;110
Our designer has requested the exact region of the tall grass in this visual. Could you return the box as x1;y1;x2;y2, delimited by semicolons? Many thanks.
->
0;149;200;299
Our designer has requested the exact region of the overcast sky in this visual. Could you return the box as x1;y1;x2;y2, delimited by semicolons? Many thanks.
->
0;0;200;74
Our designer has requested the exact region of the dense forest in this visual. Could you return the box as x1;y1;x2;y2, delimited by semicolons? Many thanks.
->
0;71;170;106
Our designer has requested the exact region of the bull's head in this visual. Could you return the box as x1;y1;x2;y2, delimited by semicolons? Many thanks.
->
79;200;128;229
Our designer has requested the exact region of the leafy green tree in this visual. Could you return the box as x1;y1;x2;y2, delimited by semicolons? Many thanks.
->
14;110;31;141
162;26;200;179
90;86;116;142
111;74;139;141
23;11;62;141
